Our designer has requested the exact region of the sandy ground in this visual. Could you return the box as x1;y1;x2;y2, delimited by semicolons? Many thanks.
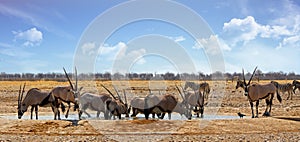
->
0;80;299;141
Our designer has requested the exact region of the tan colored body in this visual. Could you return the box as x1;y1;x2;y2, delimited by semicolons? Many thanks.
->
130;97;159;118
79;93;111;119
237;67;282;118
247;83;276;102
18;88;55;119
50;86;79;120
144;94;191;120
183;91;205;118
106;98;128;119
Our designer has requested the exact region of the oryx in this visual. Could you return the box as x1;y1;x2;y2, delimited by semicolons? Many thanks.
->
50;67;82;120
17;83;56;120
176;84;206;118
101;84;129;120
78;92;112;119
144;93;192;120
237;67;282;118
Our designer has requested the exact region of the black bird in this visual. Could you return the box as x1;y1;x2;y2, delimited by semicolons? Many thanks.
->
237;112;246;118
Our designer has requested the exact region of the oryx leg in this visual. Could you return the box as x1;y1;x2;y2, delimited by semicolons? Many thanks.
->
35;106;38;120
255;100;259;118
144;109;150;120
268;94;274;115
168;113;171;120
195;106;200;118
80;104;91;118
65;102;71;118
249;101;255;118
51;103;57;120
55;99;61;120
130;108;137;117
96;111;100;118
151;113;156;118
104;110;109;120
159;113;166;119
30;105;35;120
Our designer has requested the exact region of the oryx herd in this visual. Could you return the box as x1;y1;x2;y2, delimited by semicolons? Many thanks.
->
17;67;299;120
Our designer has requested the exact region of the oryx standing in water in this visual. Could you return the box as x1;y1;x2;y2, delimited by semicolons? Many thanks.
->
176;84;205;118
101;84;129;120
50;67;82;120
237;67;282;118
17;83;56;120
78;92;112;119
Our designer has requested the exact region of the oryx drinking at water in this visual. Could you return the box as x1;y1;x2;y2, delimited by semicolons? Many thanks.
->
101;84;129;120
130;96;161;118
78;92;112;119
50;67;82;120
237;67;282;118
176;84;205;118
17;83;56;120
144;93;192;120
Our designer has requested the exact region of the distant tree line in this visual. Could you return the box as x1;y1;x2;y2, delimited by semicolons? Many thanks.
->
1;70;300;81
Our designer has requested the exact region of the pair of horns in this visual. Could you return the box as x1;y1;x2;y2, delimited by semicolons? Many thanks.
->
18;83;26;106
242;66;258;86
101;84;127;104
175;84;185;100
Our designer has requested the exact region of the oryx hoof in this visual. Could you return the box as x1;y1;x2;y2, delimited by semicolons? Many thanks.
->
263;112;270;116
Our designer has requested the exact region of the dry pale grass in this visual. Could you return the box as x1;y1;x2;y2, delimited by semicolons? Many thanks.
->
0;80;299;141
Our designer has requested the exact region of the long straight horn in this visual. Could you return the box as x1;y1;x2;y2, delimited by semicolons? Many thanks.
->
63;67;74;90
75;67;78;91
113;85;123;103
175;84;184;100
242;68;246;86
20;83;26;102
18;85;22;106
248;66;258;85
123;89;128;105
101;84;116;100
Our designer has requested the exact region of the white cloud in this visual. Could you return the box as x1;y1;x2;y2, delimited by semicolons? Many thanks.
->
167;36;186;43
276;35;300;49
173;36;186;42
99;42;126;55
97;42;147;69
193;35;231;55
81;42;96;55
13;27;43;47
223;16;293;46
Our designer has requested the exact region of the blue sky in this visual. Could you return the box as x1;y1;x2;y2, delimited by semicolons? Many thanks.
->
0;0;300;74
